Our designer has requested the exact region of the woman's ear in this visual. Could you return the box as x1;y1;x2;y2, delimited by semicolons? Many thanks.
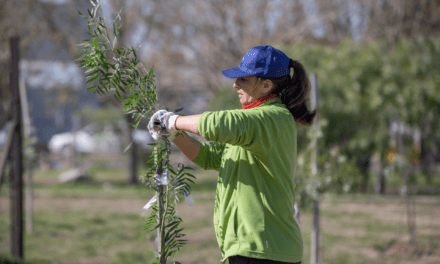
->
262;80;275;94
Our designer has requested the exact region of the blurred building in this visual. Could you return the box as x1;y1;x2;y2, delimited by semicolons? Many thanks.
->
19;60;100;145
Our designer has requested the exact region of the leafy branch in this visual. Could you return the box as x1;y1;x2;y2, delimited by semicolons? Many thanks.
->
75;1;195;263
75;0;156;129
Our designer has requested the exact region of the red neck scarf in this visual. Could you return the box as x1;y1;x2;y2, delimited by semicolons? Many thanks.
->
242;94;277;110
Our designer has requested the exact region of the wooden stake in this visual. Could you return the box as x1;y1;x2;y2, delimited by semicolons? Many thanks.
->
26;168;33;233
20;73;34;234
9;35;24;259
310;73;320;264
154;145;166;264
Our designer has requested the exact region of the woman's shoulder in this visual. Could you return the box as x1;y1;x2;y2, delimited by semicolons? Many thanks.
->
253;102;292;116
209;104;291;122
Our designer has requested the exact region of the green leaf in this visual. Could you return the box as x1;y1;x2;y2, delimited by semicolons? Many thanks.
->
85;67;97;74
86;75;99;83
77;10;86;19
116;89;122;100
97;85;105;95
86;85;97;91
165;221;180;230
86;68;98;78
129;119;141;128
124;142;133;153
174;108;184;113
97;26;102;35
132;47;137;58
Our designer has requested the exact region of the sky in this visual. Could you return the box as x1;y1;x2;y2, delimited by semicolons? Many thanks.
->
300;0;326;38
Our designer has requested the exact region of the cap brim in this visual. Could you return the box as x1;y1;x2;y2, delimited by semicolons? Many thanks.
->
222;67;253;78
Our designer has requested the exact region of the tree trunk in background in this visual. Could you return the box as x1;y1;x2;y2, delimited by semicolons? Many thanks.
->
375;152;386;195
420;116;432;177
396;113;417;247
125;114;138;185
111;0;138;185
358;154;370;193
311;201;320;264
420;115;437;179
376;170;386;195
71;113;81;168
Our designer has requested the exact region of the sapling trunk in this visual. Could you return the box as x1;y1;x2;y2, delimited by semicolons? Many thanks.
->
155;146;165;264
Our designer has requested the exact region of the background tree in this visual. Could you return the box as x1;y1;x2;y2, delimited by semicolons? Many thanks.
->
1;0;439;192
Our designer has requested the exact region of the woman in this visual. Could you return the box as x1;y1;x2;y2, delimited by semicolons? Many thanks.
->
148;45;315;264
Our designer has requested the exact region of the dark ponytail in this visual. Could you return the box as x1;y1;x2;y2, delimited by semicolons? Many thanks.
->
259;59;316;126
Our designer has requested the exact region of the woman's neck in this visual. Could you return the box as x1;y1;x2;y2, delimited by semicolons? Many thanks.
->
242;94;277;109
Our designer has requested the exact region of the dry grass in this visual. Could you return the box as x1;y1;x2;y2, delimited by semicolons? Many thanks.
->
0;168;439;264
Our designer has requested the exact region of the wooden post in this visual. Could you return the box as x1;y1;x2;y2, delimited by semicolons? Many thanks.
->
19;76;33;233
310;73;320;264
396;113;416;246
25;168;33;233
9;35;24;259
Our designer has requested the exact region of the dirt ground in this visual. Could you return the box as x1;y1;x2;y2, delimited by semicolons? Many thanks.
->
1;185;439;264
318;195;440;264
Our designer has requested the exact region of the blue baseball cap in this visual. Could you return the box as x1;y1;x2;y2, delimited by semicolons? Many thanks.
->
222;45;290;78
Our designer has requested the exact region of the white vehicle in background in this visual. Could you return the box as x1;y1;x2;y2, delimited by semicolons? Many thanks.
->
48;123;155;156
48;130;95;156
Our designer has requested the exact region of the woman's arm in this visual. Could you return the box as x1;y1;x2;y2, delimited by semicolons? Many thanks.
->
171;115;202;161
175;114;202;136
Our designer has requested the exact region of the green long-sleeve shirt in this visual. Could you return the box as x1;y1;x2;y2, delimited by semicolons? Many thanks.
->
192;96;303;263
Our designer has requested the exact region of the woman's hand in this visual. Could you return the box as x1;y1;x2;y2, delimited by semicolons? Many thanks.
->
148;110;180;140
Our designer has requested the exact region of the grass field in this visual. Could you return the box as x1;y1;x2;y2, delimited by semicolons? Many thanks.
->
1;167;439;264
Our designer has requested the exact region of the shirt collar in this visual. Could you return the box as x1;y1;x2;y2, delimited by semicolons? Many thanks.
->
242;94;281;109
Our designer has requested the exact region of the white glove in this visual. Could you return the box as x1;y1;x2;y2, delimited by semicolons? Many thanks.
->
148;110;180;140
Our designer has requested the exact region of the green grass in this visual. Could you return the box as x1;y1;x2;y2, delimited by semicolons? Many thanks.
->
1;167;439;264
